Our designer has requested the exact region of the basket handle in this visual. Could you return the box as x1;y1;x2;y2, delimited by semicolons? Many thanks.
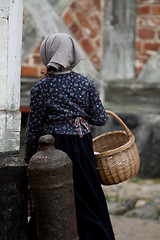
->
106;110;132;137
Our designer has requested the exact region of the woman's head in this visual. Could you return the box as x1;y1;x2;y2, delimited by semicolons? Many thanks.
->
40;33;84;72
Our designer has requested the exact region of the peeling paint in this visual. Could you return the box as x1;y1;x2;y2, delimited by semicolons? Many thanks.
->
0;0;22;153
0;0;9;19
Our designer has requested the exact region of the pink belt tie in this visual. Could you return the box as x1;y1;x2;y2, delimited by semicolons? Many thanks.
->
74;117;90;138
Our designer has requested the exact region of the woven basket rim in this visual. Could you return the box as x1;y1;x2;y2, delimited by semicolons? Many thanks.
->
93;130;135;158
93;130;127;141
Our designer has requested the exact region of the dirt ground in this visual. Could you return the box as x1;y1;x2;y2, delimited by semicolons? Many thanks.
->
111;215;160;240
103;179;160;240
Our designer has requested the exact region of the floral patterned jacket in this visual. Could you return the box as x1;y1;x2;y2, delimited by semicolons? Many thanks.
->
25;71;107;163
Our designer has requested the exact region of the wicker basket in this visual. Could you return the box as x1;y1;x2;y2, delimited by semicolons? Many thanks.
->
93;110;140;185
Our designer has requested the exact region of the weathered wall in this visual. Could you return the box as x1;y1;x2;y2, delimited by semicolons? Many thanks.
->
137;48;160;83
136;0;160;76
0;0;22;152
102;0;136;80
0;1;27;239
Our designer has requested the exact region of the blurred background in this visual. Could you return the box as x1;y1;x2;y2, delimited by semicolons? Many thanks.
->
20;0;160;179
19;1;160;239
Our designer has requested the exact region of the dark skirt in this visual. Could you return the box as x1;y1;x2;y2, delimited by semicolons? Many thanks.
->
53;133;116;240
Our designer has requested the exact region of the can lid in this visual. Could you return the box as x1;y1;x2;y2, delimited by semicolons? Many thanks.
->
38;135;55;147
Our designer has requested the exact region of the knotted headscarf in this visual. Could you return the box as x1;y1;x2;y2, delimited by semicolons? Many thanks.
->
40;33;84;71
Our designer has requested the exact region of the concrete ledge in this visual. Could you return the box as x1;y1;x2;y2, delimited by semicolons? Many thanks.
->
104;80;160;113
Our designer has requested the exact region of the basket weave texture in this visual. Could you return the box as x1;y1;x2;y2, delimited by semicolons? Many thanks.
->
93;110;140;185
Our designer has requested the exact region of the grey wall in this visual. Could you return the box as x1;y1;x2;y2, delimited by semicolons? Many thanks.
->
102;0;136;80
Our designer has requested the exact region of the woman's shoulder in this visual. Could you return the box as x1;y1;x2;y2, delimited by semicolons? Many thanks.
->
71;71;93;84
31;75;53;92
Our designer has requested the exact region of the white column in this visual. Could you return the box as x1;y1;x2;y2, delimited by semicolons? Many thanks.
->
0;0;23;152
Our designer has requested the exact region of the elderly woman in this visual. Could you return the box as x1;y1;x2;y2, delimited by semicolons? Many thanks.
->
25;33;116;240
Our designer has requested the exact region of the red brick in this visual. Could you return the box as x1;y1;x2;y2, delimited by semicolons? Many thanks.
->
95;38;101;47
24;58;29;64
21;66;38;77
20;106;30;113
70;1;77;9
63;12;73;25
138;18;160;28
81;39;94;55
93;0;101;10
140;55;150;64
76;12;89;28
151;19;160;26
144;42;160;51
152;6;160;14
90;14;101;29
138;29;155;39
78;1;91;11
138;6;150;14
136;41;141;51
76;12;96;37
70;22;83;40
33;56;43;65
138;52;152;59
33;44;40;53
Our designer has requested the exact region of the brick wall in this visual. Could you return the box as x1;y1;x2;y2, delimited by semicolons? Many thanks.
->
135;0;160;75
62;0;104;71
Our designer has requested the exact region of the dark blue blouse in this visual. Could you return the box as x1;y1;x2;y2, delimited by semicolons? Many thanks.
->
25;71;107;162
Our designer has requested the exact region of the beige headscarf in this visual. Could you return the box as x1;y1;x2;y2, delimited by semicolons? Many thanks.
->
40;33;84;71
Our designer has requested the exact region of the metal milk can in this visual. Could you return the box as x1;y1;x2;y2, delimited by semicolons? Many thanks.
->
27;135;78;240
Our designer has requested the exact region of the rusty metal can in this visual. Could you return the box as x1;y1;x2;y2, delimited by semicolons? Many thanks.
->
27;135;79;240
